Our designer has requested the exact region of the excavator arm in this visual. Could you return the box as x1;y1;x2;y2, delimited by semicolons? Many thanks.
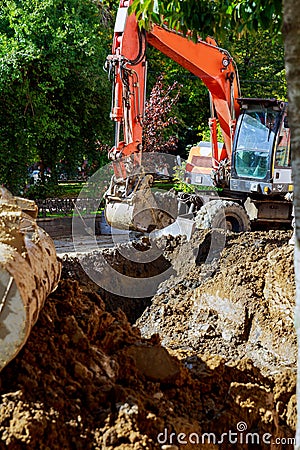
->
104;0;241;232
146;28;240;165
106;0;240;168
106;1;147;167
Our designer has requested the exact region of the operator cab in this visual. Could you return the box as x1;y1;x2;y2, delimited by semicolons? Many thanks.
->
230;98;292;196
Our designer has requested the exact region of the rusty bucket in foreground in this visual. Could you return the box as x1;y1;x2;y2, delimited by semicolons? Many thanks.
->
0;188;61;371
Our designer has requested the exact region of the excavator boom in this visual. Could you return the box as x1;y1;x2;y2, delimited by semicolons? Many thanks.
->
106;0;240;167
104;0;241;233
147;27;240;163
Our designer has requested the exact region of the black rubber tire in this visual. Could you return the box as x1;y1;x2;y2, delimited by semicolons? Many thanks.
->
195;199;251;232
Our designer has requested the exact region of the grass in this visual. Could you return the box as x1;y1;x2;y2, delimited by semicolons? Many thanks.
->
153;180;176;190
56;181;86;197
38;210;103;219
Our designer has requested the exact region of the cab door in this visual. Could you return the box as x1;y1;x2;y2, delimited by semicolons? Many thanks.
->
273;113;292;193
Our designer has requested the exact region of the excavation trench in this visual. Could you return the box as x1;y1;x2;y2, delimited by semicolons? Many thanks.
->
0;227;296;449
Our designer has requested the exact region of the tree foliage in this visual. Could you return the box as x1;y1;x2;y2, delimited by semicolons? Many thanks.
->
0;0;113;194
130;0;283;39
222;29;286;99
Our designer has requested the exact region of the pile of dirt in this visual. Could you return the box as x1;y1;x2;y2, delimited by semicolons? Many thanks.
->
0;229;296;449
138;229;296;375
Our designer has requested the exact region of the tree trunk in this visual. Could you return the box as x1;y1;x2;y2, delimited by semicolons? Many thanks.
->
283;1;300;447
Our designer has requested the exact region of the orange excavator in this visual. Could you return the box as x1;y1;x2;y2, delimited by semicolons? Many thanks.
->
104;0;293;234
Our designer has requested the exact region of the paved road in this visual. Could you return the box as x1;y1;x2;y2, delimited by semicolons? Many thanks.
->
54;232;133;256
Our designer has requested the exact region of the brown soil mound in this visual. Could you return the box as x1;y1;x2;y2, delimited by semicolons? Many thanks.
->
138;230;296;374
0;229;296;449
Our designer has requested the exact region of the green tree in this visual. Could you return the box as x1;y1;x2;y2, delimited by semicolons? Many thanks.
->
223;29;286;99
130;0;282;38
0;0;113;194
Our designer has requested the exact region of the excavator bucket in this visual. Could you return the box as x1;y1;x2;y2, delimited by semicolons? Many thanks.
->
104;155;196;240
105;187;180;234
0;188;61;371
105;184;195;241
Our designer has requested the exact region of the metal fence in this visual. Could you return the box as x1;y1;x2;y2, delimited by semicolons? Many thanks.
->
36;197;103;217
